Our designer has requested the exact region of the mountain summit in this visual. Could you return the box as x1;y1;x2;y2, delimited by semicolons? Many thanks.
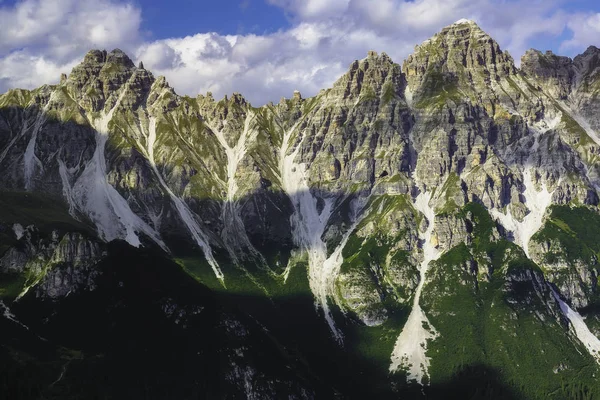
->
2;21;600;399
404;19;516;107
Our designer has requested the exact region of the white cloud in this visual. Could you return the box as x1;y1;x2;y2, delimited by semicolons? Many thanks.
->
350;0;478;33
136;42;181;70
561;12;600;53
0;0;598;105
0;0;141;92
0;50;78;90
136;29;346;105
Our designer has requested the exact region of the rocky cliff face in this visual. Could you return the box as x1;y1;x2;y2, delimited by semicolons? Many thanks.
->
0;226;104;298
3;19;600;399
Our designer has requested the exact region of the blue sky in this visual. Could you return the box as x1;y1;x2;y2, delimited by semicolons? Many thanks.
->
137;0;598;46
1;0;600;104
139;0;290;37
137;0;599;54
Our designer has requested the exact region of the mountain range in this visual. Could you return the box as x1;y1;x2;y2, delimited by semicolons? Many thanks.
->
2;19;600;399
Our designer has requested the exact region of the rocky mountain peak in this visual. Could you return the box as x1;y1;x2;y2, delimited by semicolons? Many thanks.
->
63;48;143;113
403;19;516;105
75;48;135;70
574;45;600;86
440;18;487;39
82;49;107;65
521;48;575;99
580;45;600;57
105;48;135;69
228;92;248;106
330;50;403;101
450;18;478;26
146;75;177;111
437;18;491;42
574;46;600;71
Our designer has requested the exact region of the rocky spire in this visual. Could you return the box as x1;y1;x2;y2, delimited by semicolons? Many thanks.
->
64;49;147;112
520;49;574;99
573;46;600;87
330;50;404;101
520;45;600;100
575;45;600;65
403;19;516;101
105;49;135;68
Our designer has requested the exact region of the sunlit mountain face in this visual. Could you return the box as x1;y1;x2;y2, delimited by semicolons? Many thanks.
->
3;19;600;399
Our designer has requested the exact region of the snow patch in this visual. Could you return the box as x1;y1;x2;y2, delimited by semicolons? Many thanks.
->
519;168;553;257
404;86;414;108
531;112;562;134
390;190;440;384
12;223;24;240
550;286;600;363
452;18;477;26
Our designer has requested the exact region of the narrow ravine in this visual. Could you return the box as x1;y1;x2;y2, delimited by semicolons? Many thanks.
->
389;190;439;384
550;287;600;363
558;100;600;146
278;121;371;342
145;116;224;281
519;168;554;257
207;115;267;265
491;166;553;258
0;299;30;330
23;105;49;190
71;88;165;250
324;197;371;309
57;157;77;216
279;122;340;339
0;114;30;165
492;124;555;258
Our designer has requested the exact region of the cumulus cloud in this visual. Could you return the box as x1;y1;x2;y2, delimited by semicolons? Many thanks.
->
0;0;141;92
136;29;346;105
0;0;598;105
0;50;79;90
561;12;600;53
0;0;142;59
